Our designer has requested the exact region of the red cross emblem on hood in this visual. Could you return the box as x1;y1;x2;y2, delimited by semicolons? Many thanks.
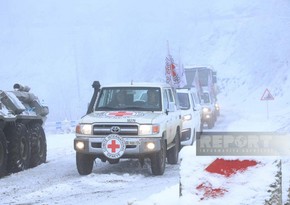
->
107;111;135;117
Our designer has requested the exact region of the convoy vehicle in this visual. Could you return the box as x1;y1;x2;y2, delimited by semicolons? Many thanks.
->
200;89;217;129
176;88;201;146
74;81;182;176
184;66;218;102
183;66;220;128
0;84;49;177
188;87;203;128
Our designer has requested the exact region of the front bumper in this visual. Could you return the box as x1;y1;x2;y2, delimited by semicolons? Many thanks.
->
74;135;162;158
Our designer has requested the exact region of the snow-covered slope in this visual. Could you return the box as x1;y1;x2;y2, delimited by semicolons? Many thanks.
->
1;0;290;130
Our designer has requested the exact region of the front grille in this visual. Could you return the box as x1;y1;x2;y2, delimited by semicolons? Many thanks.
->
93;124;138;135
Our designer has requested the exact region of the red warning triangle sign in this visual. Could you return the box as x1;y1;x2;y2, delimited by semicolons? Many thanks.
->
261;88;274;101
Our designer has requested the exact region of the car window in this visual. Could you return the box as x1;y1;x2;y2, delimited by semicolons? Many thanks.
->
166;89;174;102
202;93;210;103
177;93;190;110
190;94;196;108
163;90;169;109
95;87;162;111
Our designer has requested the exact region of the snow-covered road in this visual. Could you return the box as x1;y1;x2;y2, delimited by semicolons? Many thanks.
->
0;110;234;205
1;107;289;205
0;133;180;205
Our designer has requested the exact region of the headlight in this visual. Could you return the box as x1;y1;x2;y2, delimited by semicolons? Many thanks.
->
146;142;156;150
76;124;92;135
183;114;192;121
215;103;220;110
139;124;160;135
75;141;85;150
202;107;211;113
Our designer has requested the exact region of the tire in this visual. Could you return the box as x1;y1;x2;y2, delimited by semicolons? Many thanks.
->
76;153;95;175
29;123;47;168
167;130;180;164
151;138;166;175
5;123;31;173
0;130;7;177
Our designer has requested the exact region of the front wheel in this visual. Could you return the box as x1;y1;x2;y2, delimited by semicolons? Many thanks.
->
167;131;180;164
76;153;95;175
5;123;31;173
150;138;166;175
0;130;7;177
29;123;47;168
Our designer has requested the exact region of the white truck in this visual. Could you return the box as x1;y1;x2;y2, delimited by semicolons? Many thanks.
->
183;66;219;129
74;81;182;176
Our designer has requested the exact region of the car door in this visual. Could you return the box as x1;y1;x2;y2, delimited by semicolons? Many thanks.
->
190;93;201;132
162;88;175;143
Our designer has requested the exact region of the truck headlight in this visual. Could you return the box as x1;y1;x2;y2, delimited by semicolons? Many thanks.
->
182;114;192;121
139;124;160;135
76;124;92;135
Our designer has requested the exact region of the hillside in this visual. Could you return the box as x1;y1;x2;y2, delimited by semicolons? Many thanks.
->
1;0;290;130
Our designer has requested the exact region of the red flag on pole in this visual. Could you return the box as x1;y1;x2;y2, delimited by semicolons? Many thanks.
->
165;42;187;88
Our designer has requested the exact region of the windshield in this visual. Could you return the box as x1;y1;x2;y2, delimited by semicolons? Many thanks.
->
177;93;190;110
201;92;211;104
95;87;162;111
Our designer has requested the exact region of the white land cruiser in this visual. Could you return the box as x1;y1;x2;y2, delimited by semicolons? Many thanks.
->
74;81;182;176
176;88;201;146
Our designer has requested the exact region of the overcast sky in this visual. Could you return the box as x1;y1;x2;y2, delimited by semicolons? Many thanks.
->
1;0;290;122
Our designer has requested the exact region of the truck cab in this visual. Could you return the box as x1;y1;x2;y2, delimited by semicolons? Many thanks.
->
74;81;182;175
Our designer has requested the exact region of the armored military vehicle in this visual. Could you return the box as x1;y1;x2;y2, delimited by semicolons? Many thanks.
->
0;83;49;177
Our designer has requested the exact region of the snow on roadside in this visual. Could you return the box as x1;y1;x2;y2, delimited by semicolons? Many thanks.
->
282;158;290;204
179;145;281;205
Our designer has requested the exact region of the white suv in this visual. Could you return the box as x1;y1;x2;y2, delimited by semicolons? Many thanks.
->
176;88;201;146
74;82;182;176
